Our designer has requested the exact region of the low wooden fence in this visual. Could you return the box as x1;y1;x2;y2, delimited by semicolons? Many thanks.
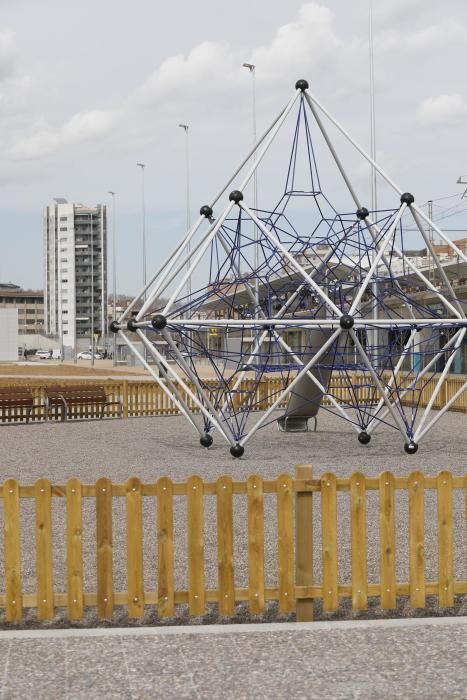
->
1;467;465;622
0;372;466;422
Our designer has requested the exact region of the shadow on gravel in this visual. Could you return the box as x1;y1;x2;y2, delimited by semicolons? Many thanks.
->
1;596;465;631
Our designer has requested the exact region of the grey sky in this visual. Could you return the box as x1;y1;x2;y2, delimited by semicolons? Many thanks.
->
0;0;466;293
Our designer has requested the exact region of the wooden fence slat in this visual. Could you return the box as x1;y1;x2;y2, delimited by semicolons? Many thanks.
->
35;478;53;619
66;478;83;620
157;477;174;616
437;471;454;607
350;472;367;610
187;475;205;615
96;477;113;618
126;477;144;618
408;471;425;608
321;472;338;612
295;465;313;622
379;472;396;609
3;479;22;621
247;474;264;614
277;473;294;613
216;475;234;615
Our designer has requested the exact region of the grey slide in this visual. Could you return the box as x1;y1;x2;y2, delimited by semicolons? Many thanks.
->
277;328;334;432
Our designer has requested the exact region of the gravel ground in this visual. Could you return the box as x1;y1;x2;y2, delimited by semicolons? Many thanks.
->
0;409;465;628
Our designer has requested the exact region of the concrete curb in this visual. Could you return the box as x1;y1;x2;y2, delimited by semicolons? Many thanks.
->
0;615;465;640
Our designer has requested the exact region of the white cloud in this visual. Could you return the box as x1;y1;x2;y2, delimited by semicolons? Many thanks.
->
7;108;120;159
417;94;467;126
138;3;349;104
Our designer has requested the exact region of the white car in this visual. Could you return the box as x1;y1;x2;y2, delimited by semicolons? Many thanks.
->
35;349;52;360
77;351;102;360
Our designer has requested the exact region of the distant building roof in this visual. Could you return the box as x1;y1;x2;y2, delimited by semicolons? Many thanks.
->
0;282;20;290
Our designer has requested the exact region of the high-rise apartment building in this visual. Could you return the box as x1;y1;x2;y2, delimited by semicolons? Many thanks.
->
44;199;107;351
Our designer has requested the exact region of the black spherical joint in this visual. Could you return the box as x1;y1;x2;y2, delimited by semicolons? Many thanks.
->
200;205;213;218
110;320;120;333
229;190;244;204
340;314;355;330
151;314;167;331
127;319;138;332
400;192;415;206
295;79;309;91
404;441;418;455
230;444;245;458
358;431;371;445
356;207;369;221
200;434;213;448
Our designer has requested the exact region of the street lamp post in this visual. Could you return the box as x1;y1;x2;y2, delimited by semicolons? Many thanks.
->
178;124;191;308
90;209;94;368
242;62;259;321
136;163;147;295
368;1;379;364
108;191;117;364
137;162;147;361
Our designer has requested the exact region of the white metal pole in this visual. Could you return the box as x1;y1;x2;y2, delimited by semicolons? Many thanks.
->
136;329;235;445
242;62;259;319
108;191;117;364
178;124;191;306
367;328;464;432
413;327;466;441
137;162;147;361
348;204;407;314
118;330;202;436
163;201;236;316
90;208;94;367
369;0;379;364
415;380;467;442
240;328;342;446
137;163;147;297
239;201;342;317
130;92;299;326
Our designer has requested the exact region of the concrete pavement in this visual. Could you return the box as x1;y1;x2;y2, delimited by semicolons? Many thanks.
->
0;617;465;699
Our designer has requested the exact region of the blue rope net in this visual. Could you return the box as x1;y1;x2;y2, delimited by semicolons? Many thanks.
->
138;95;466;449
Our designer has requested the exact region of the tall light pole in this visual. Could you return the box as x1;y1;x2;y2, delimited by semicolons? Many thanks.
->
136;163;147;296
178;124;191;307
368;1;378;363
242;62;259;318
108;191;117;364
137;162;147;361
90;208;94;368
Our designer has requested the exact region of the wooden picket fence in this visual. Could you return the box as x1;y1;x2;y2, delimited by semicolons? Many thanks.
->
1;467;465;622
0;372;466;423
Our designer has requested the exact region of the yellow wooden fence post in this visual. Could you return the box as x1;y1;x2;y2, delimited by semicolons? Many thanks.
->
4;479;22;621
35;478;54;620
122;380;129;418
96;477;113;619
247;474;265;614
295;465;314;622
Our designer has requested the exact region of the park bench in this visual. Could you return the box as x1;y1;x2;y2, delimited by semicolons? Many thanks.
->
44;384;122;421
0;386;44;423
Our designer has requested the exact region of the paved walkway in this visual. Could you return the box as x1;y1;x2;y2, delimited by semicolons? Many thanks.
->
0;617;465;699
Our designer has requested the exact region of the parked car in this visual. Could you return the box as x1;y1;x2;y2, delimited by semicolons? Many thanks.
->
77;351;103;360
35;349;52;360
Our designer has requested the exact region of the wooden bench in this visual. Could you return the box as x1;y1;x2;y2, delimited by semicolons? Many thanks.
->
44;384;122;421
0;386;44;423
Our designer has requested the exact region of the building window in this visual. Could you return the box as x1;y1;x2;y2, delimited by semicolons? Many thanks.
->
60;216;67;221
